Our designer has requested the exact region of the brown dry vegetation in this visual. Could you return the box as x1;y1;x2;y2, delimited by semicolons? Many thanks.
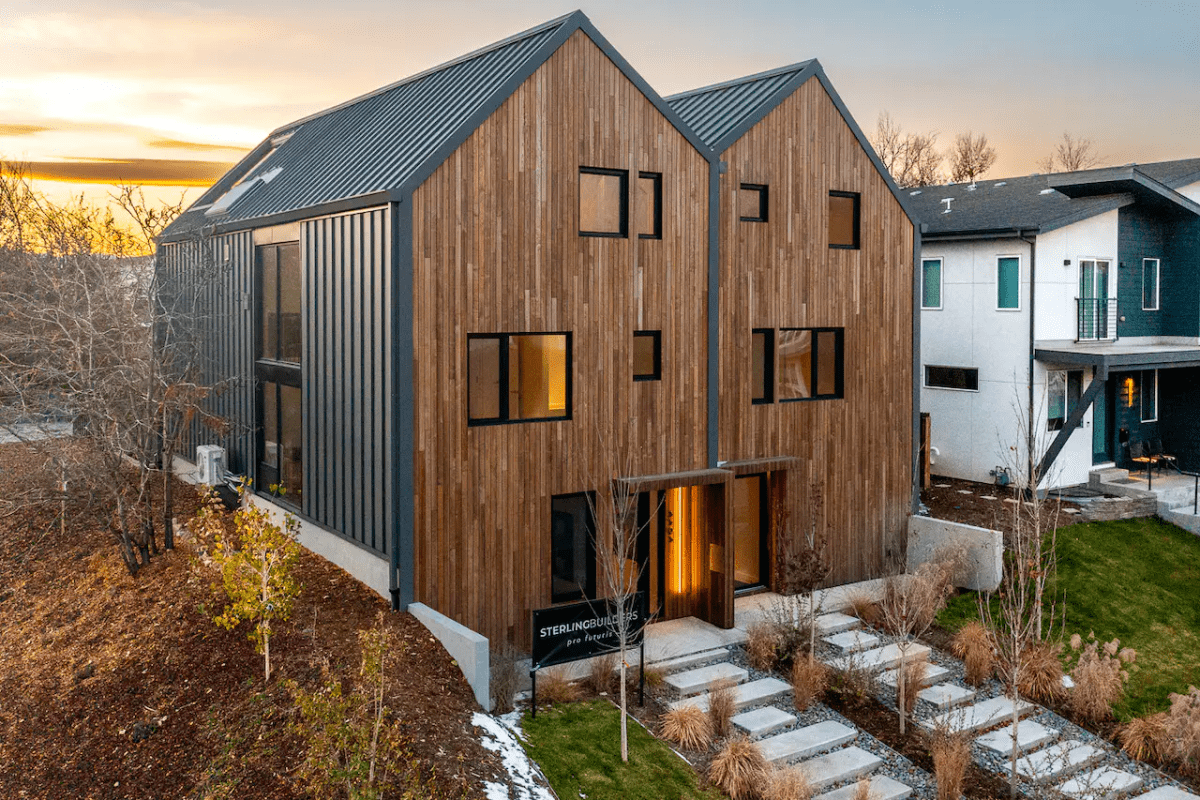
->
0;442;499;799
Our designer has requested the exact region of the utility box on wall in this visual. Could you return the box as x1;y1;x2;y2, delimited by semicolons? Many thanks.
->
195;445;226;486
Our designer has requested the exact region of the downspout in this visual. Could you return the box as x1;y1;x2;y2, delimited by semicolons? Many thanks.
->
390;196;415;612
1019;230;1037;490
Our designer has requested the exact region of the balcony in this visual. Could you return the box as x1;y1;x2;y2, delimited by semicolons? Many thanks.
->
1076;298;1117;342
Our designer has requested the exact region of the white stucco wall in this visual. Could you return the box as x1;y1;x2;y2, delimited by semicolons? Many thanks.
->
1033;210;1120;344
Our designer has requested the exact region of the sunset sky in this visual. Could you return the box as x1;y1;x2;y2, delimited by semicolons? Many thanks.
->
4;0;1198;209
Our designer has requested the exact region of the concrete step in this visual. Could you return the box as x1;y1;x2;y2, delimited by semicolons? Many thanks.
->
823;630;880;653
815;775;913;800
976;719;1059;755
827;642;930;674
1091;468;1129;486
663;662;748;696
758;720;857;765
732;706;796;739
816;612;862;636
796;746;883;792
1014;739;1104;784
917;682;976;710
924;695;1034;734
1133;788;1200;800
669;676;792;713
880;662;950;691
648;647;729;674
1057;767;1144;799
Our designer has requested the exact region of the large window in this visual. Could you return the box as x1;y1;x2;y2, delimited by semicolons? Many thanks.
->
256;242;302;503
997;256;1020;309
579;168;627;237
1048;370;1083;431
468;333;570;425
828;191;860;249
751;328;774;404
925;365;979;391
777;328;844;401
922;258;943;309
1141;369;1158;423
740;184;768;222
551;493;596;604
1143;258;1160;311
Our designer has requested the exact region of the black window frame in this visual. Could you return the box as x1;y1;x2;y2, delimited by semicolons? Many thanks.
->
255;241;303;508
579;167;628;238
550;491;597;604
1143;257;1160;311
637;171;663;240
1047;369;1084;431
739;183;769;222
466;331;573;426
751;328;775;404
1141;369;1158;423
828;190;861;250
633;330;662;381
777;327;845;402
925;365;980;392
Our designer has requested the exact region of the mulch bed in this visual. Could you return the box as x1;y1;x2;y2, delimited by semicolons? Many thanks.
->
922;475;1083;537
0;442;499;799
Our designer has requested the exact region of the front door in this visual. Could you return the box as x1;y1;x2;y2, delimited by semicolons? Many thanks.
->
732;474;769;592
1079;260;1110;339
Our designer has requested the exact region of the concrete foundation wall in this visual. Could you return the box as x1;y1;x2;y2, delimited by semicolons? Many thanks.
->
908;516;1003;592
1161;507;1200;537
409;602;489;711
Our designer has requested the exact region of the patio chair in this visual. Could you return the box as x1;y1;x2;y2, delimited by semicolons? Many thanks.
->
1149;438;1177;471
1129;441;1156;476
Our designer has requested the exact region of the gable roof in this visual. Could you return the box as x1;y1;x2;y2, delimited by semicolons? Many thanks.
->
161;11;711;241
910;157;1200;239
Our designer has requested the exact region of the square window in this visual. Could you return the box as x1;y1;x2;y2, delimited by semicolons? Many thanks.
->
828;191;860;249
637;172;662;240
751;328;774;403
468;333;571;425
1141;369;1157;423
739;184;768;222
1143;258;1160;311
633;331;661;381
579;168;627;237
778;327;843;401
551;493;596;604
925;366;979;391
997;256;1020;309
922;258;943;309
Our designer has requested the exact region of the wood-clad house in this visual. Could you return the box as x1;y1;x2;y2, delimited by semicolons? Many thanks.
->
157;12;917;652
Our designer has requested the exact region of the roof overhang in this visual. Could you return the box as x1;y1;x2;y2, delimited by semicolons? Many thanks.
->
1035;345;1200;371
1049;167;1200;218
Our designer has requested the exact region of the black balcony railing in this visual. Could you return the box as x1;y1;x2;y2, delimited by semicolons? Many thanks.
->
1076;297;1117;341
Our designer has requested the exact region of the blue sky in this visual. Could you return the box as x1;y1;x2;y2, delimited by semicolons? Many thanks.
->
3;0;1197;204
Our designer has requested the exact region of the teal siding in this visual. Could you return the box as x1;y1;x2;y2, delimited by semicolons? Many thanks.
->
1160;367;1200;472
1118;207;1200;338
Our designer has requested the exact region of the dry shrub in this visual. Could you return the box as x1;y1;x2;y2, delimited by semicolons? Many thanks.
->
846;591;881;628
746;622;783;672
643;664;666;689
901;659;927;716
763;765;813;800
489;641;520;714
851;777;875;800
708;736;769;800
791;654;828;712
950;621;993;687
1018;639;1064;703
929;727;971;800
538;666;580;707
830;654;875;708
1118;713;1170;762
586;652;616;694
708;678;737;739
878;559;955;638
659;705;713;751
1068;634;1135;722
1164;685;1200;775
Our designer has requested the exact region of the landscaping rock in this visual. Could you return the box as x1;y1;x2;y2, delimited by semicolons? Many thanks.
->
916;682;975;710
663;662;747;696
758;720;856;764
669;676;791;713
815;774;913;800
731;706;796;739
975;719;1059;755
823;630;880;653
924;695;1033;734
1056;766;1143;799
797;746;883;791
130;721;158;743
827;642;930;674
1014;740;1103;784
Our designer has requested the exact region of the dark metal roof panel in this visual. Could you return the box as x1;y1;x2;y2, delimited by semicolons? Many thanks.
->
666;64;811;150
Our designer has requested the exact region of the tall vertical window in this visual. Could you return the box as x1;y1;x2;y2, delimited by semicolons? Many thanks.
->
551;493;596;604
468;333;571;424
1047;370;1083;431
256;242;302;504
1143;258;1160;311
637;172;662;239
1141;369;1158;423
739;184;768;222
633;331;661;381
828;191;860;249
778;328;844;400
579;167;628;237
997;256;1020;309
922;258;943;309
751;329;774;404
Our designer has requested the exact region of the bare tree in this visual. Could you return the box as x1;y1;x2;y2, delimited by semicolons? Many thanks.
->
1038;133;1101;173
871;111;944;188
948;131;998;183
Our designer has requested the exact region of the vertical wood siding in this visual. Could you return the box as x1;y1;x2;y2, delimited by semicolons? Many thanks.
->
410;31;711;647
718;77;915;584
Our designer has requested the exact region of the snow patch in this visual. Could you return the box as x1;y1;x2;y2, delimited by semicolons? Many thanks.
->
473;712;554;800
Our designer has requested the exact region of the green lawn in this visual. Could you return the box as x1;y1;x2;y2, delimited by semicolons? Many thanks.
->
519;700;723;800
936;517;1200;720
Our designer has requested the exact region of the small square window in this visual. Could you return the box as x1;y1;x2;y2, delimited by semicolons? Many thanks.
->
922;258;943;309
751;329;774;403
739;184;768;222
633;331;661;381
1143;258;1160;311
579;168;627;237
637;172;662;240
828;191;860;249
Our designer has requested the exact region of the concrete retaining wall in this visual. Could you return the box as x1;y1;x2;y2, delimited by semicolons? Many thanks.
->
409;602;489;711
1160;507;1200;537
908;516;1003;592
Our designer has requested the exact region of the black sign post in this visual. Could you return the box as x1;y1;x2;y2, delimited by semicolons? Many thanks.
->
529;592;647;718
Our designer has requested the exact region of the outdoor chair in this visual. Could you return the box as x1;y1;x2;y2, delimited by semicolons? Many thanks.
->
1129;441;1157;476
1149;438;1177;471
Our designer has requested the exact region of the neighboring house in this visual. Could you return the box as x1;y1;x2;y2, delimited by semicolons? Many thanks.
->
910;159;1200;490
157;11;916;651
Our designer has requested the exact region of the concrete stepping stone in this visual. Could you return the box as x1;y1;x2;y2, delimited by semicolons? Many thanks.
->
758;720;856;765
1057;767;1143;799
664;662;747;696
648;647;728;674
1133;788;1200;800
669;676;791;713
823;630;880;653
976;719;1059;755
816;612;862;635
925;695;1033;734
797;746;883;791
917;682;976;710
827;642;930;674
732;706;796;739
1014;739;1103;784
816;775;913;800
880;662;950;690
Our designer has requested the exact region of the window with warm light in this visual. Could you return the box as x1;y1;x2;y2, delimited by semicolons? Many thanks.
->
468;333;570;425
828;191;860;249
778;328;843;400
579;168;628;237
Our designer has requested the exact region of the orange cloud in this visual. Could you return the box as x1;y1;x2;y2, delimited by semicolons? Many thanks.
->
0;124;53;136
144;137;249;154
20;158;234;187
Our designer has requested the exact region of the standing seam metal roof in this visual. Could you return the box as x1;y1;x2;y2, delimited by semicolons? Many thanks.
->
665;63;813;151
